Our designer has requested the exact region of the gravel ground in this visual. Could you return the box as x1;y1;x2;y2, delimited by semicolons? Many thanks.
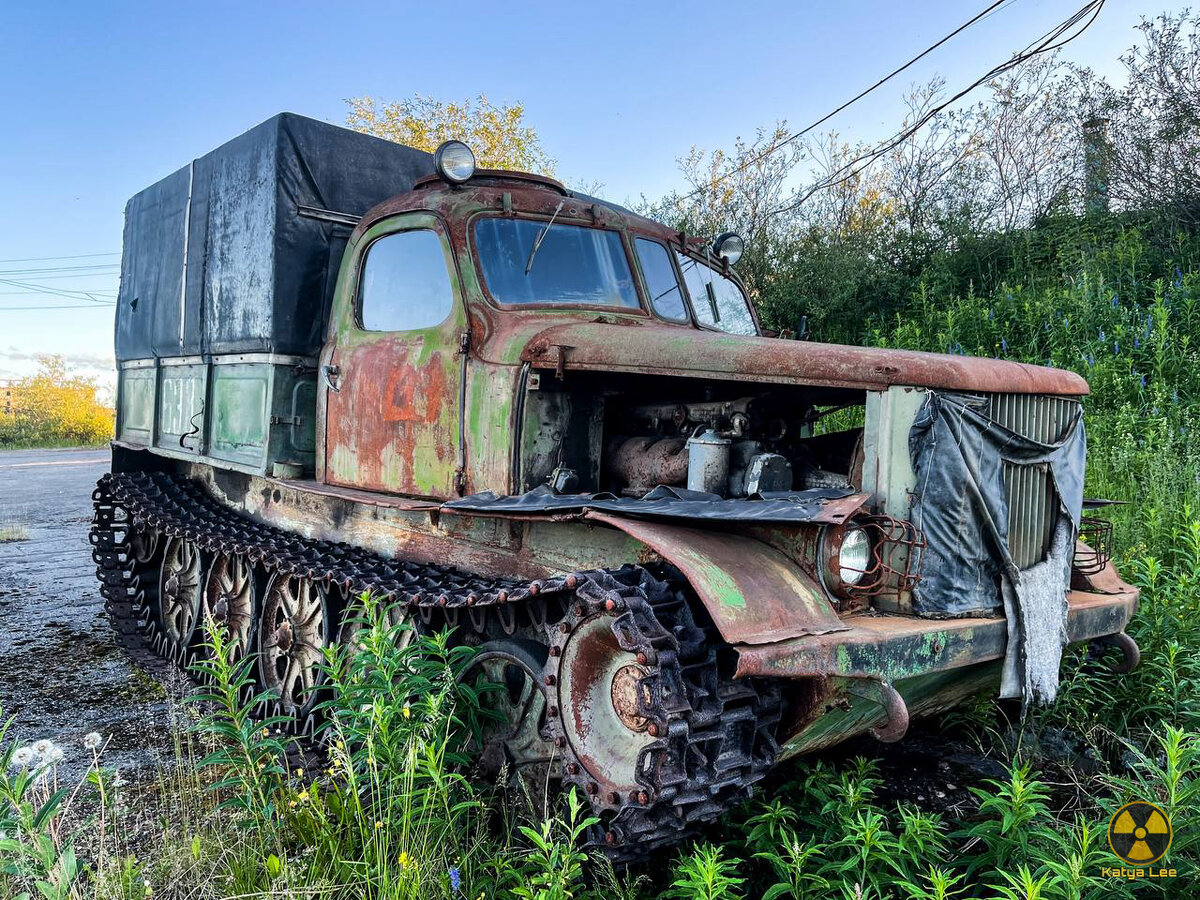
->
0;447;178;779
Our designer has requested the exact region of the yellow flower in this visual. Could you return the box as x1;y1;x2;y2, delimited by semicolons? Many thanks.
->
374;820;383;829
288;800;297;809
398;851;415;870
298;791;309;802
402;703;411;719
295;767;304;777
261;727;269;738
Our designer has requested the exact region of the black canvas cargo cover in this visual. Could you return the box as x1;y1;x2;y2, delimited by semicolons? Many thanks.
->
115;113;434;361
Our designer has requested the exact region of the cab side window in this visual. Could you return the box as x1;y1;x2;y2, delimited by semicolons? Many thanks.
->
359;229;455;332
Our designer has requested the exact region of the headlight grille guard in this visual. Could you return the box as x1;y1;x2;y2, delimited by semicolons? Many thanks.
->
840;514;926;602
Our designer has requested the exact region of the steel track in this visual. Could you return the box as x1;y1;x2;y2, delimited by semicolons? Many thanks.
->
90;470;780;858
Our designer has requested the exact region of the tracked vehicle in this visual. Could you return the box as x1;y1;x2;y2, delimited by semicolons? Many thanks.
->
91;114;1139;856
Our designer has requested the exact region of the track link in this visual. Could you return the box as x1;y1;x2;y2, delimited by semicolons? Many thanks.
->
90;471;780;858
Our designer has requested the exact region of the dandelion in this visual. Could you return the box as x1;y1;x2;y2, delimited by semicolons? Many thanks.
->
402;703;411;720
449;866;461;891
84;732;102;751
44;746;64;765
11;747;34;769
298;790;309;802
31;738;54;757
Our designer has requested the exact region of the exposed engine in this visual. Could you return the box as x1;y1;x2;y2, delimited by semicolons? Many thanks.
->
599;391;864;499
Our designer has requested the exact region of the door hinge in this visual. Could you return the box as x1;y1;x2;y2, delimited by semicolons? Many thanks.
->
458;330;471;355
270;414;303;426
453;466;467;496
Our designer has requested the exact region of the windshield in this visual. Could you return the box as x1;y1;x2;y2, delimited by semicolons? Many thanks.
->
675;252;757;335
474;218;640;309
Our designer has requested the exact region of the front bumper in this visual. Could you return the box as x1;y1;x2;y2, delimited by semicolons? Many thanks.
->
732;558;1139;759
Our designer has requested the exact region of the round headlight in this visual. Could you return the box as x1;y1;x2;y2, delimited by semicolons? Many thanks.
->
434;140;476;184
837;527;872;585
713;232;745;266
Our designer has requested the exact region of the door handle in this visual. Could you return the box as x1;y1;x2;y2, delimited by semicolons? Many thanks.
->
321;364;341;393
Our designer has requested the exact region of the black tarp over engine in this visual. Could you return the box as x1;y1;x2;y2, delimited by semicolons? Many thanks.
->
115;113;434;361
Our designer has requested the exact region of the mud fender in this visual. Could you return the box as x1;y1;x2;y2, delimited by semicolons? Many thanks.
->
585;511;848;645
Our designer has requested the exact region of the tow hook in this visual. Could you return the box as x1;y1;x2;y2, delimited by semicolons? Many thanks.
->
846;679;910;743
1095;631;1140;673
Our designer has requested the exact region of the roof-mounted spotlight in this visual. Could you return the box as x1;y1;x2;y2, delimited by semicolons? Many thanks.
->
434;140;476;184
713;232;745;266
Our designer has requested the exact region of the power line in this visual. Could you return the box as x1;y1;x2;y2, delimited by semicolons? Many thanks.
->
0;251;118;264
769;0;1106;217
0;304;116;311
0;264;120;276
0;278;116;304
675;0;1017;205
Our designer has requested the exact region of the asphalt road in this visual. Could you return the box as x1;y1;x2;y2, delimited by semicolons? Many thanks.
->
0;447;176;777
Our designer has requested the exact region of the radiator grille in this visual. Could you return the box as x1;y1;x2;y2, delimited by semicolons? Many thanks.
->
988;394;1079;570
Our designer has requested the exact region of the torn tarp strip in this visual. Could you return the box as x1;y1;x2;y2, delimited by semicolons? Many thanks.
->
907;390;1086;708
443;483;864;524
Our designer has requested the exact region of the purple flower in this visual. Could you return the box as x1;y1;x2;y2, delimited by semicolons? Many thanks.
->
1086;353;1095;366
449;867;461;892
1001;337;1008;353
1134;336;1140;349
1099;329;1106;341
1141;374;1147;389
1115;341;1120;354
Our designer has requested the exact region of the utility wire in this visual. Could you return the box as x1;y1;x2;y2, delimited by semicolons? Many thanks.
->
768;0;1106;217
0;251;118;264
674;0;1016;206
0;263;119;275
0;278;116;304
0;304;116;311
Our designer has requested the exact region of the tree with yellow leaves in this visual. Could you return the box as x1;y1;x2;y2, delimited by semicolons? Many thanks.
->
0;356;113;448
346;94;554;174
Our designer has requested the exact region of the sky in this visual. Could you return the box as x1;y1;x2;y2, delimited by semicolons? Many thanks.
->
0;0;1169;391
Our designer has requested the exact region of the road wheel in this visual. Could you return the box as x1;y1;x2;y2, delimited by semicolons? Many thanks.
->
462;638;557;799
201;552;260;661
157;536;203;661
258;572;335;720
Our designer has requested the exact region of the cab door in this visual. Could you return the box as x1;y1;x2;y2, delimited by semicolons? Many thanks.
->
320;213;466;498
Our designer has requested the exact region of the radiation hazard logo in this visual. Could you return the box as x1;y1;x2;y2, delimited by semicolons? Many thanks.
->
1108;801;1172;865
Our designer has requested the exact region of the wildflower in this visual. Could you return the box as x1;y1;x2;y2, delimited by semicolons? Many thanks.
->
44;746;64;765
83;732;102;751
262;727;270;738
402;703;411;720
295;767;304;777
375;820;383;829
1141;374;1148;389
288;800;297;809
1000;336;1007;354
449;866;461;891
298;790;309;802
1099;329;1106;341
31;738;54;757
398;851;415;870
11;747;34;769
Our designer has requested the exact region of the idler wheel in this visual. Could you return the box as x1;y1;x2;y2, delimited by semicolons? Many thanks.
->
556;614;658;801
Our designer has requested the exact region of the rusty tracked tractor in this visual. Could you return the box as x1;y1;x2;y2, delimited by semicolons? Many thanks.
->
91;114;1140;857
